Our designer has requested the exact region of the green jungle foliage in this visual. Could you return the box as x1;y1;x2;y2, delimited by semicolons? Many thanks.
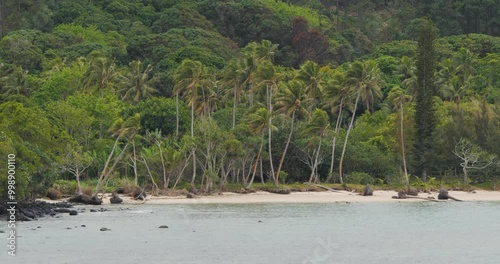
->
0;0;499;200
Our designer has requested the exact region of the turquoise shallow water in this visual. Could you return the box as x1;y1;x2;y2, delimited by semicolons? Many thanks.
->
2;201;500;264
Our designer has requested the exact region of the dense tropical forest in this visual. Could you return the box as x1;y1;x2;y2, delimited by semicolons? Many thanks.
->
0;0;499;200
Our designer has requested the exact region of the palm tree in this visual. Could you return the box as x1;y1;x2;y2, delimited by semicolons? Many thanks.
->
338;60;382;185
253;60;280;182
222;59;247;128
119;60;157;103
388;86;411;192
274;80;309;186
395;56;417;95
304;109;330;184
322;70;350;182
173;59;208;186
296;60;325;108
0;66;29;96
144;129;169;189
83;57;120;97
94;114;141;197
246;107;275;189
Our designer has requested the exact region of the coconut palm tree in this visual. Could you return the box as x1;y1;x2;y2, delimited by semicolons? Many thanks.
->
274;80;309;186
0;66;30;96
296;60;325;108
94;114;141;197
246;107;275;189
119;60;157;103
222;59;247;128
387;86;412;192
338;60;382;185
173;59;208;186
322;70;351;182
304;109;330;184
83;57;120;97
395;56;417;95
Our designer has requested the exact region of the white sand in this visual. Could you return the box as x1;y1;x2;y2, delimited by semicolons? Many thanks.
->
90;190;500;205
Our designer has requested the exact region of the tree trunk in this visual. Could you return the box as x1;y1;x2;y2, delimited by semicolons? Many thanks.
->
247;136;264;189
191;149;197;186
339;94;360;185
400;100;410;192
94;143;129;197
94;136;120;195
176;92;179;140
132;141;138;186
233;83;237;128
267;85;275;182
308;138;323;184
328;101;343;182
275;110;295;186
142;153;158;196
76;167;82;195
158;142;168;189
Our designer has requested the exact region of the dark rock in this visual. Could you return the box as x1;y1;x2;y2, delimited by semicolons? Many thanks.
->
133;188;147;200
438;189;449;200
407;189;419;196
110;192;123;204
81;225;86;227
186;193;195;199
90;209;97;212
54;208;71;213
398;191;407;199
0;230;5;233
69;194;103;205
362;184;373;196
37;226;42;229
66;227;72;230
158;225;169;229
100;227;111;232
69;210;78;216
268;188;291;195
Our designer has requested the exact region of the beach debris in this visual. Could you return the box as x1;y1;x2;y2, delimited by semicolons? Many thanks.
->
392;190;441;202
362;184;373;196
158;225;169;229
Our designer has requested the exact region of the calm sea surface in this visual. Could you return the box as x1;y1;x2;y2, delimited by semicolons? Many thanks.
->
2;202;500;264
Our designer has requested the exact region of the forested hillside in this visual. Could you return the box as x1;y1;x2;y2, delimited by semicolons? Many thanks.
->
1;0;499;200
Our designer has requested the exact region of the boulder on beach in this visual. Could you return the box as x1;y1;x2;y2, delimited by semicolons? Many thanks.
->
110;192;123;204
438;189;449;200
362;184;373;196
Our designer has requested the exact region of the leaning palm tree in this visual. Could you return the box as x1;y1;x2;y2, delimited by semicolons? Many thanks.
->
222;59;247;128
387;86;412;192
274;80;309;186
93;114;141;197
118;60;157;103
246;107;275;189
338;60;382;185
303;109;330;184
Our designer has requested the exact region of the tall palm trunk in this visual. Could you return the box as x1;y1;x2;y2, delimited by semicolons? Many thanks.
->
339;93;360;185
275;110;295;186
400;100;409;192
132;140;138;186
233;83;237;128
246;134;264;189
94;142;129;197
190;87;197;186
308;137;323;184
176;92;179;140
158;142;168;189
328;100;343;182
267;85;275;182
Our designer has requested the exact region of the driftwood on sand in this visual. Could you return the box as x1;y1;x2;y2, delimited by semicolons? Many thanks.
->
391;191;442;202
308;183;349;194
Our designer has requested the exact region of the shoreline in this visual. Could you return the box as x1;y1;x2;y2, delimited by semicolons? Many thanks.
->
39;190;500;205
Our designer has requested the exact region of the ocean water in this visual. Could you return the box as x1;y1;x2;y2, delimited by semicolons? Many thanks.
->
2;201;500;264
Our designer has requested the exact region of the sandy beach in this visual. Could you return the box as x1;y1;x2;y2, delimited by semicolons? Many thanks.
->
71;190;500;205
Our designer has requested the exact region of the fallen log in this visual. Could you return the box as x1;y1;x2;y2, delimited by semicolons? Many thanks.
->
307;183;350;194
391;191;442;202
68;194;103;205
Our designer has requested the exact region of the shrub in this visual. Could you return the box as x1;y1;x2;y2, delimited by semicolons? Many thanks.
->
345;172;374;185
46;188;62;200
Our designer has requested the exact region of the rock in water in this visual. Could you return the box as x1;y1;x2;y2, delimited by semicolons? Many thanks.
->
158;225;169;229
100;227;111;232
69;210;78;216
362;184;373;196
438;189;449;200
